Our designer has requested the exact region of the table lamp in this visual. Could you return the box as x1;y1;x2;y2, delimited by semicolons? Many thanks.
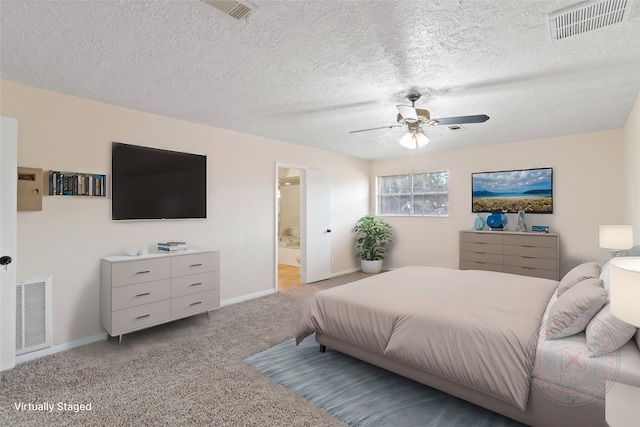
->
609;257;640;327
599;225;633;257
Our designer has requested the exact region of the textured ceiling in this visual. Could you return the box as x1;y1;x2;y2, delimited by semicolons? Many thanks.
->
1;0;639;160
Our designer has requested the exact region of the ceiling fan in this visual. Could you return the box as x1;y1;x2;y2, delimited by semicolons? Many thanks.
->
349;93;489;149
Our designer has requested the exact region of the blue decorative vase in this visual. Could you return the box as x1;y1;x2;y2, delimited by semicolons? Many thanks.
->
474;214;485;230
487;212;508;230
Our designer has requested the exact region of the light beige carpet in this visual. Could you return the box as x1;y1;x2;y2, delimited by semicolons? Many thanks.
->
0;272;370;427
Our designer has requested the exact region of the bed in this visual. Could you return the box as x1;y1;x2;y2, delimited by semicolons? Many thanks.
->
295;265;640;427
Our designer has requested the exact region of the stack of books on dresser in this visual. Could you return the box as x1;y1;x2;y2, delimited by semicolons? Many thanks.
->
157;242;188;252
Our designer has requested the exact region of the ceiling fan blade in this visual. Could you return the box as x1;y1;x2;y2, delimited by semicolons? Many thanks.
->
432;115;490;125
349;124;402;134
396;105;418;121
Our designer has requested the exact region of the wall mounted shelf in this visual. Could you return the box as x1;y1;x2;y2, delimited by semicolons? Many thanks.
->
48;171;106;197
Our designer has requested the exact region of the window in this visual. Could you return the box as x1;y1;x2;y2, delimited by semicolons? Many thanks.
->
377;171;449;216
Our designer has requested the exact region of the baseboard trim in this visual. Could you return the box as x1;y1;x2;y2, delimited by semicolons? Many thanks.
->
221;289;276;307
328;267;361;277
15;333;108;365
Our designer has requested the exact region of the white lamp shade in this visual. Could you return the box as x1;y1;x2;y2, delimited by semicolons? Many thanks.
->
609;257;640;327
399;130;429;149
599;225;634;250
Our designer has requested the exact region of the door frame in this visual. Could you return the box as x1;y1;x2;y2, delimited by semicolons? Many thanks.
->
275;163;305;291
1;116;18;372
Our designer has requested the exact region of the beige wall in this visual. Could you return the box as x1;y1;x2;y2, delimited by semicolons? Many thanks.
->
371;128;627;275
2;78;637;348
1;80;370;346
623;92;640;243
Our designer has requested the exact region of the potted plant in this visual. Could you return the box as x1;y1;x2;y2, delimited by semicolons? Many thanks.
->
353;215;392;274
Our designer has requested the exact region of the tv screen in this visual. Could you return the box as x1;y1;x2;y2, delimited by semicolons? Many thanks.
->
472;167;553;214
112;142;207;220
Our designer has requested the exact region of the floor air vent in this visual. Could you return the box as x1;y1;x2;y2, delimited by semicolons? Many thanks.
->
549;0;636;40
16;277;51;355
201;0;255;20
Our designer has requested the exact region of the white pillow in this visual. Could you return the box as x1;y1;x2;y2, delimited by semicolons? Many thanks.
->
585;303;636;357
546;278;607;340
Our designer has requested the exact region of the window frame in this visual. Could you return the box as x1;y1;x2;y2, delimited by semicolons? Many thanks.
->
376;171;449;217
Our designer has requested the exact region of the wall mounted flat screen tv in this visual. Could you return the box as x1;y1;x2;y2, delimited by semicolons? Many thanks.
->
112;142;207;220
472;167;553;214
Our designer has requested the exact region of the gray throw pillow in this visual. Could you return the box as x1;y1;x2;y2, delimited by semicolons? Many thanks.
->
546;278;608;340
556;262;601;298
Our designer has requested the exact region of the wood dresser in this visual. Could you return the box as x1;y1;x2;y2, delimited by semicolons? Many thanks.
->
459;231;559;280
101;249;219;341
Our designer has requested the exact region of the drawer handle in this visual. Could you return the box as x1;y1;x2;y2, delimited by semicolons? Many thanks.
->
521;245;536;248
136;314;150;319
474;252;487;255
474;261;487;265
190;301;202;306
136;270;150;274
136;292;151;297
190;282;202;287
521;256;537;259
190;263;203;267
521;266;536;270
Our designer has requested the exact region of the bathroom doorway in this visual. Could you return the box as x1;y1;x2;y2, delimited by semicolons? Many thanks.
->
277;167;302;290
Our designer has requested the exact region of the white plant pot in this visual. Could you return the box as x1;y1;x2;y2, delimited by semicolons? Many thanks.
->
361;260;383;274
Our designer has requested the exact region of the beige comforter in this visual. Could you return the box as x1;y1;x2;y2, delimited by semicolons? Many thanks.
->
295;266;557;410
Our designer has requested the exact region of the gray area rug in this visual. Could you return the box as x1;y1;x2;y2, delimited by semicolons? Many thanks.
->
246;337;526;427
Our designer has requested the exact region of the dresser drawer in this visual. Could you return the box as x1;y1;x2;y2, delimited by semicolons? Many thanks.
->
171;272;219;298
171;252;219;276
504;234;557;248
112;279;170;311
460;251;503;265
111;258;170;287
111;300;171;335
171;290;219;319
504;245;557;260
460;260;504;272
504;255;558;271
460;241;504;255
460;232;503;245
503;265;558;280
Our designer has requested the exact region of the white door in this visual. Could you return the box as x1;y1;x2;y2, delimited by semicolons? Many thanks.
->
303;169;331;283
0;116;18;371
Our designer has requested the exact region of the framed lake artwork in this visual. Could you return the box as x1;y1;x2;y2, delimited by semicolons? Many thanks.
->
472;167;553;213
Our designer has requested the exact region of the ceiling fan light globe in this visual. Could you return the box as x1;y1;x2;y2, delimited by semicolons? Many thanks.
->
399;132;416;149
415;132;430;147
399;131;429;149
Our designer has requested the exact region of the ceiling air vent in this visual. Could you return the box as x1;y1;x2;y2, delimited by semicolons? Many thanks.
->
549;0;636;40
201;0;255;20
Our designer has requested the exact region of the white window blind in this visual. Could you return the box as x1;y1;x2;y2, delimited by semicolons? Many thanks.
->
377;171;449;216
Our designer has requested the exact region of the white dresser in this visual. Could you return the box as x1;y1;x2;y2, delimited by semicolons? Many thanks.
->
459;231;560;280
101;249;219;340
